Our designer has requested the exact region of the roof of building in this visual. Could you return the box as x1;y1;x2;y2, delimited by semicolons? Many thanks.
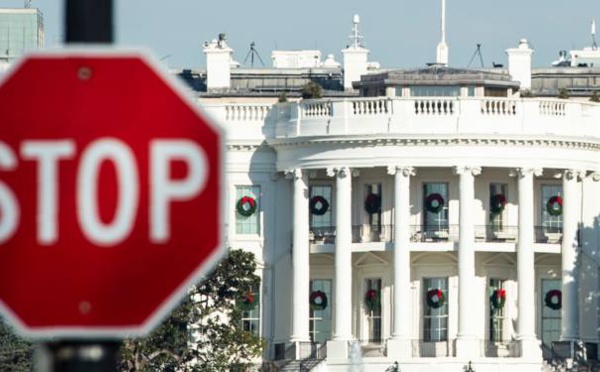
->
355;66;519;89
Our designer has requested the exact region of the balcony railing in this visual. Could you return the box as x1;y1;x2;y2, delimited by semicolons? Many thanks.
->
309;226;336;244
474;225;518;243
534;225;563;244
271;97;600;140
352;225;393;243
310;224;563;244
411;339;518;358
410;225;459;242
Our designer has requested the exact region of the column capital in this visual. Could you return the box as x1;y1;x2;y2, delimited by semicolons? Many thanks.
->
326;167;358;178
453;166;481;176
563;169;586;181
590;171;600;182
387;165;416;177
510;168;543;178
270;171;282;181
284;168;304;180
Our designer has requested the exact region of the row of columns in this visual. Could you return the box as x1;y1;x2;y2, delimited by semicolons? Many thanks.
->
287;166;585;358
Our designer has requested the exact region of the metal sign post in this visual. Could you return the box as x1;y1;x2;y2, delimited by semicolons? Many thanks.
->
44;1;117;371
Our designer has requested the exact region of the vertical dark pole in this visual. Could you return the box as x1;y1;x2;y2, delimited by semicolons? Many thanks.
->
43;341;121;372
65;0;113;43
39;2;119;371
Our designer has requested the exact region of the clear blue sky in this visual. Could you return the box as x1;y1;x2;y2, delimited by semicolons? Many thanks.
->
4;0;600;69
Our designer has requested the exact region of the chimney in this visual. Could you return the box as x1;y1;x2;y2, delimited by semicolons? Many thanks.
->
342;14;369;91
203;33;233;92
506;38;533;90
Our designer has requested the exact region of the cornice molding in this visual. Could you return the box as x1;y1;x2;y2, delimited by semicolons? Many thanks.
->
267;137;600;151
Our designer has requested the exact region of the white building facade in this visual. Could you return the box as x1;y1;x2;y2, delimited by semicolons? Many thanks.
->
195;21;600;371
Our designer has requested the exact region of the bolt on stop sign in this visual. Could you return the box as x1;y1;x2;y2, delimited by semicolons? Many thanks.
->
0;50;224;338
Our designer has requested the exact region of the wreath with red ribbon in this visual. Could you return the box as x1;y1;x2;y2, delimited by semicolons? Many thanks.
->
364;289;380;312
309;290;328;311
310;196;329;216
545;289;562;310
236;196;257;217
425;193;445;214
490;194;507;214
546;196;563;216
426;288;446;309
364;194;381;214
490;288;506;310
239;289;258;311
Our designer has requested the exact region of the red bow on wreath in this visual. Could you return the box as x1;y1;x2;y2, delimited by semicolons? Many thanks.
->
244;289;254;304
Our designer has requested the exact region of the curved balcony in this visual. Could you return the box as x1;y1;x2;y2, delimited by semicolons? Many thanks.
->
269;97;600;140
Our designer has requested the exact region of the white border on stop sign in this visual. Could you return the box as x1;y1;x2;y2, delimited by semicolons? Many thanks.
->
0;46;227;340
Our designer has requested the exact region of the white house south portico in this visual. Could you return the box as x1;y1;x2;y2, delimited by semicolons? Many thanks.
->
193;8;600;371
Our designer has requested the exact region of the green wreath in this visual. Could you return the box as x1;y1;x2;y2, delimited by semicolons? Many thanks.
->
490;289;506;310
425;193;445;214
239;289;258;311
544;289;562;310
426;288;445;309
490;194;507;214
546;196;563;216
364;289;380;312
364;194;381;214
236;196;257;217
309;290;328;311
310;196;329;216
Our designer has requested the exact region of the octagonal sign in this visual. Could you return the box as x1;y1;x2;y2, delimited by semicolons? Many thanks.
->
0;50;224;338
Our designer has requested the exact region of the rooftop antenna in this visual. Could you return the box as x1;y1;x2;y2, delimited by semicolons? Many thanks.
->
467;43;484;68
348;14;364;48
243;41;265;67
436;0;448;66
592;19;597;50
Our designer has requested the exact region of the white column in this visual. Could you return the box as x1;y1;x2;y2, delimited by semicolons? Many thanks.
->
387;166;414;357
454;166;480;358
561;169;583;341
287;169;310;343
328;167;353;341
515;168;542;358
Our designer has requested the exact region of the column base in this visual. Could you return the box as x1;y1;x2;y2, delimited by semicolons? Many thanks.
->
455;337;479;358
518;336;542;359
326;340;349;360
387;338;412;358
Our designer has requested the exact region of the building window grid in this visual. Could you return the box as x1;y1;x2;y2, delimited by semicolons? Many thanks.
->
410;85;460;97
489;183;507;230
309;279;332;344
365;278;382;344
541;279;562;347
241;283;260;337
541;184;562;233
366;183;382;231
489;278;505;342
309;185;332;229
423;183;449;233
423;277;449;342
235;185;261;235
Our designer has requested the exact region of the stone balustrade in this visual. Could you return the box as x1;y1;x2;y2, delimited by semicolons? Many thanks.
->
268;97;600;140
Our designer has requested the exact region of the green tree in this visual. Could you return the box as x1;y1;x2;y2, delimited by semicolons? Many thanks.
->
277;92;288;103
0;319;33;372
119;249;262;371
520;89;534;98
558;88;569;99
590;90;600;102
301;81;323;99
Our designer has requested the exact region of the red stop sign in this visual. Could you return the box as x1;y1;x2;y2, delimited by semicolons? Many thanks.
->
0;51;224;338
